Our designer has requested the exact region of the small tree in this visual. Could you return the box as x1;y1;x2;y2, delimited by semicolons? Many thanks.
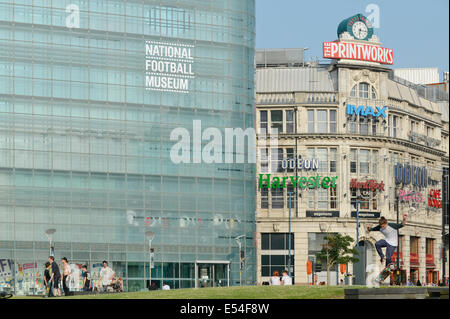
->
315;234;359;285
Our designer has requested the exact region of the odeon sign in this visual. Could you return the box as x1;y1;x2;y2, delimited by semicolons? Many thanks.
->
281;157;319;170
394;163;428;188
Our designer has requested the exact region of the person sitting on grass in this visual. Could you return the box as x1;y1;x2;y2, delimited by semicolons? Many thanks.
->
281;270;292;286
270;270;280;285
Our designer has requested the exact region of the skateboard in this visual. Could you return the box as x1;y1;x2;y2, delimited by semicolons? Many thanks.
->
376;263;395;283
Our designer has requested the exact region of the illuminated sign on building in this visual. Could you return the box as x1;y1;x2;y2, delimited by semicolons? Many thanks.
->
428;189;442;208
399;190;423;204
258;174;338;190
394;163;428;188
350;179;385;191
281;157;319;170
323;41;393;65
145;41;195;93
346;104;387;118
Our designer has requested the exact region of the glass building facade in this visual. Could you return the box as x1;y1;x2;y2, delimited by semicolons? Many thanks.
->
0;0;255;294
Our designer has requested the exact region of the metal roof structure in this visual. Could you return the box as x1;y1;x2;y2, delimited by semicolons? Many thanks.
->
255;67;335;93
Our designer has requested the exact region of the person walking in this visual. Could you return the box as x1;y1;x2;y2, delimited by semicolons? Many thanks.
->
60;257;71;296
48;256;61;296
43;262;53;297
81;265;91;292
270;270;281;285
99;260;115;292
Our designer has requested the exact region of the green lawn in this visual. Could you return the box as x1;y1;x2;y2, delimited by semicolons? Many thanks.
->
13;285;362;299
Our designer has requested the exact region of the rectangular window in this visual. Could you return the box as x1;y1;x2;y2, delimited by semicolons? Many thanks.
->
270;110;283;134
410;237;419;254
271;148;283;173
393;116;398;138
372;119;377;135
260;111;268;134
261;187;268;209
360;149;370;174
261;233;294;250
285;110;294;133
260;148;268;173
307;110;314;133
359;118;369;135
317;148;328;173
329;110;337;133
350;149;357;173
286;184;295;208
286;148;294;173
330;187;337;209
271;188;284;209
372;150;378;175
317;110;328;133
426;238;434;255
330;148;337;173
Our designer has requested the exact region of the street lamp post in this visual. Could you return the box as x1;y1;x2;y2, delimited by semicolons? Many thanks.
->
235;235;245;286
355;196;363;247
287;191;294;277
45;228;56;257
395;191;401;285
145;231;155;289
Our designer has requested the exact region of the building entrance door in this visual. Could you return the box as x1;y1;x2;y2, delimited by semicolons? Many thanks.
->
194;260;230;288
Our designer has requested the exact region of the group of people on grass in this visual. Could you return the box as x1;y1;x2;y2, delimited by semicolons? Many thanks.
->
269;270;292;286
43;258;123;297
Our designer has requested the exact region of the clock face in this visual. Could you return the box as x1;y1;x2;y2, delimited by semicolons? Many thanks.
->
352;21;369;40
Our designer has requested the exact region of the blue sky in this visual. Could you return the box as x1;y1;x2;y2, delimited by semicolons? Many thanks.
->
256;0;449;77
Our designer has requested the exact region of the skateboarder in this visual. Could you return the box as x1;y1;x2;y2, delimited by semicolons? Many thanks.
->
366;214;407;267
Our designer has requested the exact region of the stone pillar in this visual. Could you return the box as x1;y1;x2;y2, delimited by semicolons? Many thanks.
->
419;237;426;284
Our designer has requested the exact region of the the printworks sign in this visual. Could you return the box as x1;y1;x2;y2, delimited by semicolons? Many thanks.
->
145;40;195;93
323;41;394;65
323;14;393;65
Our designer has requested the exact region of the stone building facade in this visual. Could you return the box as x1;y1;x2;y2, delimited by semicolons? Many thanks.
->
255;41;449;286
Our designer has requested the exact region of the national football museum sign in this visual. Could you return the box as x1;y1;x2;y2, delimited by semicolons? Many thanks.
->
145;41;195;93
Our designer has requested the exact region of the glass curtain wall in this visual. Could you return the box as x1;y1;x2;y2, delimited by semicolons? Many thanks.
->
0;0;256;294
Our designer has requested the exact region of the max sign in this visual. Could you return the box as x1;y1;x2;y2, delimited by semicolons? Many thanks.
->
346;104;387;118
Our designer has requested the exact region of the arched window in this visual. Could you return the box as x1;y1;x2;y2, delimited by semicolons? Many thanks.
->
359;83;369;98
350;82;377;99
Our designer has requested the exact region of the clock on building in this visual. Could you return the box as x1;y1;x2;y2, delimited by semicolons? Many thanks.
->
337;13;374;41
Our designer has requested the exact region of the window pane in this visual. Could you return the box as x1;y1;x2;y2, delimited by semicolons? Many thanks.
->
261;234;270;250
270;233;284;250
329;110;337;133
360;149;370;174
307;110;314;133
271;110;283;134
359;83;369;99
317;110;327;133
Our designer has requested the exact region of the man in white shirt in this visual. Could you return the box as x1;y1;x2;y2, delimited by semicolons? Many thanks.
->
367;214;407;267
162;282;170;290
100;260;115;292
281;270;292;286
